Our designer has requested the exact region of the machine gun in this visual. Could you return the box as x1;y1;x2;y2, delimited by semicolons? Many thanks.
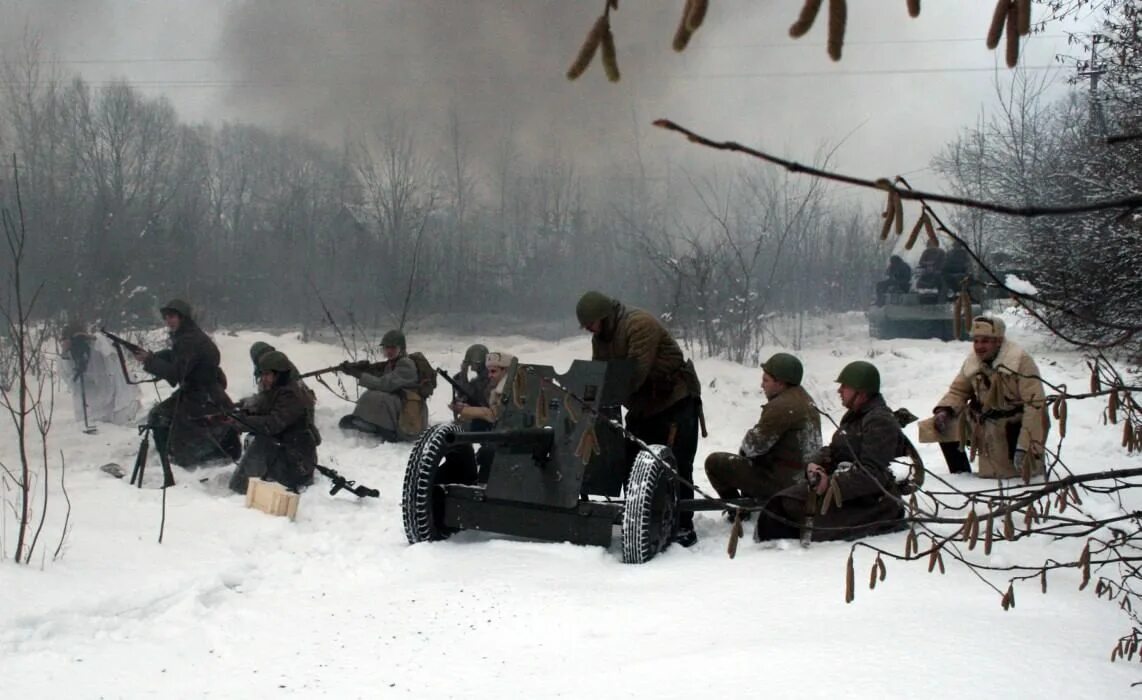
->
299;359;371;379
436;367;486;407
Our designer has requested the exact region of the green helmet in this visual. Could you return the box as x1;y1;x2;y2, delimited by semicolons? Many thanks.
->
249;341;276;364
381;329;406;349
256;350;293;374
463;344;489;366
836;360;880;394
159;298;193;319
762;352;803;386
576;291;613;327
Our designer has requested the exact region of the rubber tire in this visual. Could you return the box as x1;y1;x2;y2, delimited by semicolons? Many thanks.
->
402;423;475;544
621;445;679;564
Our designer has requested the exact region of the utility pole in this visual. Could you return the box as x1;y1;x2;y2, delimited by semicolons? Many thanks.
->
1076;34;1107;140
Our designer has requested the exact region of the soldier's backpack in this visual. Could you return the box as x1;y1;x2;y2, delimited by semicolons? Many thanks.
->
408;352;437;399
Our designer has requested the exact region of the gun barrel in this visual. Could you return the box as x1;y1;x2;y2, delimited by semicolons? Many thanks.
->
445;427;554;448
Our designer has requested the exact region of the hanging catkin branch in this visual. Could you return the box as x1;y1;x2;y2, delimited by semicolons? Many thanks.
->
986;0;1008;50
567;15;608;80
601;21;621;81
906;0;921;19
789;0;824;38
826;0;847;61
686;0;709;32
1004;0;1021;67
674;0;697;51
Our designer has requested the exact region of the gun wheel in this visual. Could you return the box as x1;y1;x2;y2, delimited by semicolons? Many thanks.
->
620;445;679;564
402;423;477;544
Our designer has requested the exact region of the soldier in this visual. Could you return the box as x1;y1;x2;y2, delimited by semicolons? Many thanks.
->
703;353;822;521
59;321;140;426
338;329;427;441
755;361;907;543
875;255;912;306
132;299;241;467
915;238;948;294
576;291;702;547
928;316;1048;478
451;351;516;482
942;240;973;296
450;343;493;431
226;350;319;494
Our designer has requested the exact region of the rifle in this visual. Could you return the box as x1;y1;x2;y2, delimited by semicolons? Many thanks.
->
299;359;371;379
315;464;379;498
436;367;485;407
100;327;160;385
130;422;176;489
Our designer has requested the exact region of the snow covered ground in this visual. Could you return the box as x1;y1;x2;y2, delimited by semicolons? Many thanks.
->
2;311;1139;698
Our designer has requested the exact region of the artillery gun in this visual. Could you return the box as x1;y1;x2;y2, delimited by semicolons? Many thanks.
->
401;358;680;563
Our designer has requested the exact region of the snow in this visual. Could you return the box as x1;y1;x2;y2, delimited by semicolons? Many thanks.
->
1005;274;1039;296
3;312;1140;697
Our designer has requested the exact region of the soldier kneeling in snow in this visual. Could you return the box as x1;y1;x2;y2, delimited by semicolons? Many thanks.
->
755;361;908;544
227;350;319;494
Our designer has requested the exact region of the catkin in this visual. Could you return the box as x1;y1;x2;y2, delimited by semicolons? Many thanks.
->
1110;390;1119;424
1058;398;1068;438
601;23;621;81
1090;364;1100;393
906;0;920;18
905;213;925;250
1004;1;1021;67
986;0;1008;50
845;553;855;603
789;0;824;38
984;510;994;555
1016;0;1031;35
892;192;904;235
869;561;879;590
877;556;886;582
827;0;847;61
673;0;696;51
1079;542;1091;590
567;15;608;80
1040;569;1048;594
1003;510;1014;540
686;0;709;32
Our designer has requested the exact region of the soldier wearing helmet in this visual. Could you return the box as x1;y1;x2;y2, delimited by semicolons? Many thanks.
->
338;329;425;441
576;290;703;547
926;315;1048;478
133;299;240;467
703;353;822;521
227;350;319;494
449;344;493;431
755;360;908;543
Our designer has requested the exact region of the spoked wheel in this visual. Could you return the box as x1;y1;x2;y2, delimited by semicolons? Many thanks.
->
621;444;679;564
402;423;477;544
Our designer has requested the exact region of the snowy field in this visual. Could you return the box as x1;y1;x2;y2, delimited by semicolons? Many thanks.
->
2;311;1139;698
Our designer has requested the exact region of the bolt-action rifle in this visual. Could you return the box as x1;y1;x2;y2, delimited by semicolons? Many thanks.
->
299;359;371;379
100;327;160;385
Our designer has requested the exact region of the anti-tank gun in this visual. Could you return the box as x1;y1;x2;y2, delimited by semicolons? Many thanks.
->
401;358;680;563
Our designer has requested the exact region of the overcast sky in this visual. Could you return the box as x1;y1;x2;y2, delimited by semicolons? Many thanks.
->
1;1;1095;207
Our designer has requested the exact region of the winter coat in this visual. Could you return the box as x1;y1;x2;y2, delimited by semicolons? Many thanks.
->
237;381;318;488
62;334;140;425
590;301;696;418
739;384;823;490
763;394;907;542
936;339;1049;478
352;354;426;440
143;317;232;414
887;258;912;287
457;373;507;425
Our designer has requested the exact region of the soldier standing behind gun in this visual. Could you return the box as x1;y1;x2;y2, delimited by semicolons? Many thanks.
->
132;299;241;466
576;291;703;548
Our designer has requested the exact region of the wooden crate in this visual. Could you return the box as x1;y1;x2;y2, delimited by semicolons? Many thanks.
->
245;477;300;521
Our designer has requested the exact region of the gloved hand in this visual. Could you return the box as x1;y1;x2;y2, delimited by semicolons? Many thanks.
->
934;408;953;433
1013;448;1027;471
